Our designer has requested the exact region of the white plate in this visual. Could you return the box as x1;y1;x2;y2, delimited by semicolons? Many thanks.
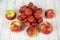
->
0;0;60;40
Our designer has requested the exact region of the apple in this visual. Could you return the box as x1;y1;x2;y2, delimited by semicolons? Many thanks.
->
40;22;53;34
27;27;38;37
34;10;42;19
5;10;16;20
19;5;27;13
24;21;30;27
10;21;23;32
45;9;55;19
27;16;35;23
25;8;32;16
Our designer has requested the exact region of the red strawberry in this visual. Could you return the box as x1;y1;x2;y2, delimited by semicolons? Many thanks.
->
34;10;42;19
31;5;37;11
28;2;33;8
37;17;43;23
25;8;32;16
21;14;27;19
24;21;30;27
17;15;23;21
19;5;27;13
32;22;37;27
37;8;42;12
27;16;35;23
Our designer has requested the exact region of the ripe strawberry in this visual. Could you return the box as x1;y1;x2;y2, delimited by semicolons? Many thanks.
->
17;15;23;21
19;5;27;13
21;14;27;19
28;2;33;8
37;8;42;12
31;5;37;11
37;17;43;23
34;10;42;19
32;22;37;27
25;8;32;16
27;16;35;23
24;21;30;27
24;19;28;22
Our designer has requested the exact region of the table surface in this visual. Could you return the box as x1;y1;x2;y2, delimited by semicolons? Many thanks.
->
0;0;60;40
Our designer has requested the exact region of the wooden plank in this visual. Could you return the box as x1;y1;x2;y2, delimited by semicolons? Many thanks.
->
0;0;60;40
0;0;15;40
45;0;59;40
54;0;60;40
0;0;9;40
10;0;23;40
38;0;48;40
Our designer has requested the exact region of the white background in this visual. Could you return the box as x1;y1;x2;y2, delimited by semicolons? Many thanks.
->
0;0;60;40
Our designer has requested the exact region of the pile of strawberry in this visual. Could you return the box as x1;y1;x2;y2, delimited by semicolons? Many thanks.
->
5;2;55;37
18;2;43;27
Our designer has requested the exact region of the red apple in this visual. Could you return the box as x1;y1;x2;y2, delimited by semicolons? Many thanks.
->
10;21;23;32
25;8;32;16
19;5;27;13
45;9;55;19
27;27;38;37
40;22;53;34
34;10;42;19
27;16;35;23
5;10;16;20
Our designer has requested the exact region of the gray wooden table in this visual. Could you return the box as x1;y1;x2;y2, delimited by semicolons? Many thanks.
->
0;0;60;40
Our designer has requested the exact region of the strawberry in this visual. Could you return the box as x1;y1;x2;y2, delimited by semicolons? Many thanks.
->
25;8;32;16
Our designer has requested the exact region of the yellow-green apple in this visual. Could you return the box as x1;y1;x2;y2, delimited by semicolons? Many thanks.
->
10;21;23;32
5;10;16;20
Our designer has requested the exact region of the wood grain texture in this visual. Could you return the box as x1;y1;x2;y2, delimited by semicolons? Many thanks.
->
0;0;60;40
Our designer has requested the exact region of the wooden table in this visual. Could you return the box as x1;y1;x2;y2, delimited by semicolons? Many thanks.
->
0;0;60;40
